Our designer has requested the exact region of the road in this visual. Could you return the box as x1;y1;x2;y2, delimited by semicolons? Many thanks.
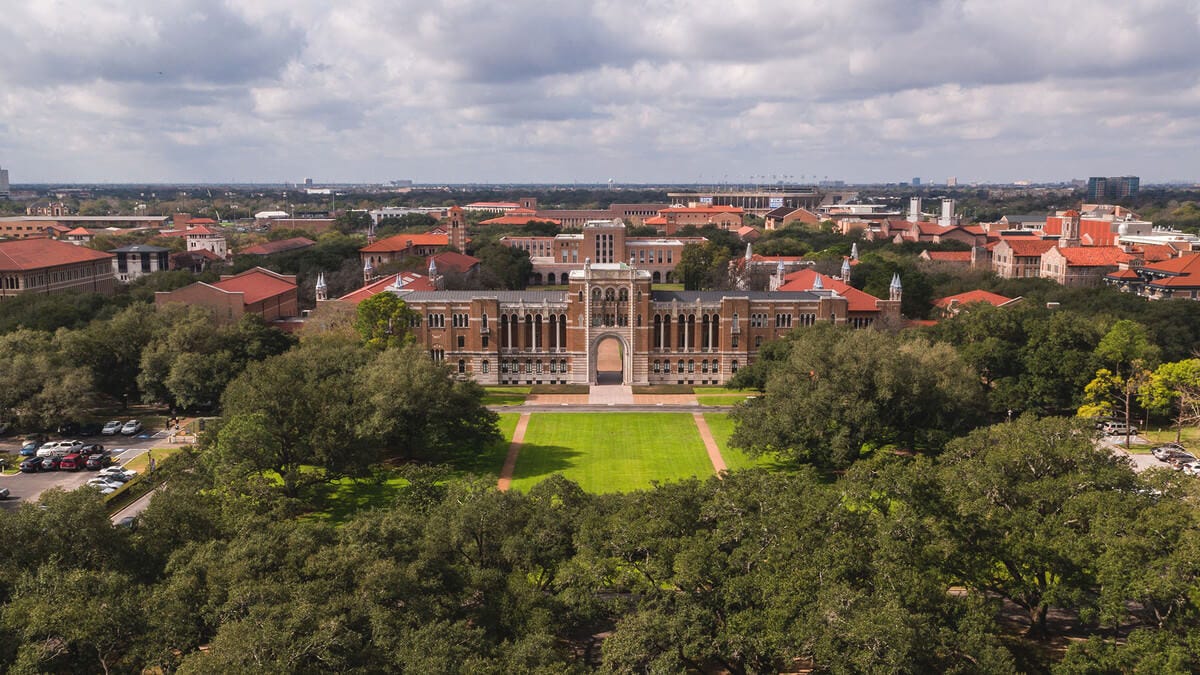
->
1100;433;1184;473
0;431;171;510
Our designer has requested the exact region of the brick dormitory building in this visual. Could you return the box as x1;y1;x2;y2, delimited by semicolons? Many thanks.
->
331;260;901;386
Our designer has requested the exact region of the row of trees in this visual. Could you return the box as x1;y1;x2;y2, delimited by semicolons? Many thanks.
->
2;414;1197;672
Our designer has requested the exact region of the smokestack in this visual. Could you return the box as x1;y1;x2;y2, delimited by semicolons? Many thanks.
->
908;197;921;223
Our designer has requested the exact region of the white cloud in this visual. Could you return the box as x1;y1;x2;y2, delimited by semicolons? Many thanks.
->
0;0;1198;182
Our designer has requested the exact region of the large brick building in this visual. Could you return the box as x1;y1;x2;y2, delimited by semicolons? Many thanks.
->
155;267;298;325
0;237;116;300
379;262;900;386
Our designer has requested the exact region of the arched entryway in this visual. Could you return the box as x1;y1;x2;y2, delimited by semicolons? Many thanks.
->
593;334;625;384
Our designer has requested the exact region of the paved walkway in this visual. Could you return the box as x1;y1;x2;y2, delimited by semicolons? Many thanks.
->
497;413;531;491
692;412;728;476
588;384;634;405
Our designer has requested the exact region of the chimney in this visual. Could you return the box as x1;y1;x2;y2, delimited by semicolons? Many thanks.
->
908;197;922;223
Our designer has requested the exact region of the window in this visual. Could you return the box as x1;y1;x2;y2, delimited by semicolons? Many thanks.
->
755;336;763;347
482;335;489;348
732;335;739;348
481;313;489;329
775;313;792;328
702;360;709;373
731;360;739;373
431;349;445;362
687;360;694;373
409;315;422;327
525;360;532;374
536;360;543;374
653;360;660;373
457;335;465;348
677;359;685;373
458;359;465;373
429;313;445;328
482;360;489;373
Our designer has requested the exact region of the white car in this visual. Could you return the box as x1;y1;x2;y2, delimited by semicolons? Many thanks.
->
120;420;142;436
101;420;123;435
36;440;84;458
1181;461;1200;476
98;467;136;482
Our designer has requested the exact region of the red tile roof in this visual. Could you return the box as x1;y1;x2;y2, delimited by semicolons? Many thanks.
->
661;206;744;214
1106;268;1141;280
360;232;449;253
999;238;1057;256
924;251;972;262
777;269;883;312
479;214;562;226
1149;275;1200;289
65;227;92;236
186;225;218;236
465;201;522;209
1042;217;1117;246
643;215;667;225
427;250;480;274
337;272;436;304
1142;254;1200;276
0;238;114;271
1056;246;1123;267
935;290;1015;309
188;217;217;225
238;237;316;256
211;268;296;304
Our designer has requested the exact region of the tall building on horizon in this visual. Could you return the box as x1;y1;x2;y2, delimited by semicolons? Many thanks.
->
1087;175;1139;202
0;166;9;198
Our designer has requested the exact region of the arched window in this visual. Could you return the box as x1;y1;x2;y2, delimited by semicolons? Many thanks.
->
592;287;602;300
653;360;660;373
619;288;628;301
687;360;694;373
481;360;489;373
578;290;583;301
458;359;465;373
677;359;685;373
605;287;616;301
731;359;739;373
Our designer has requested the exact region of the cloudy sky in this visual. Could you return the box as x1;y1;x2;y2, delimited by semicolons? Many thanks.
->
2;0;1199;185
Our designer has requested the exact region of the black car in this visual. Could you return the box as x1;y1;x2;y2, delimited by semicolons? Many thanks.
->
77;422;102;437
80;443;105;455
19;457;43;473
85;453;114;470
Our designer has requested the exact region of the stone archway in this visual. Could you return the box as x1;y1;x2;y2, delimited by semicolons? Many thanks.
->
591;334;626;385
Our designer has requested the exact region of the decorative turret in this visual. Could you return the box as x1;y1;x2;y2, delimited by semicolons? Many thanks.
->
851;242;859;260
812;274;824;291
889;273;903;302
448;206;466;252
841;257;852;282
367;218;376;244
1059;209;1081;248
363;257;374;284
744;242;752;262
315;272;327;301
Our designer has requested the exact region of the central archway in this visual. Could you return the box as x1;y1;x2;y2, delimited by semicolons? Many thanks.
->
593;335;625;385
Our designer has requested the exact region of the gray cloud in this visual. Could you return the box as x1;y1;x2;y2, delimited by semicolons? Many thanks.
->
2;0;1200;183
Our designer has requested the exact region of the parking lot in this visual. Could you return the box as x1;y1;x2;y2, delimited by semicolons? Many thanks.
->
0;432;168;509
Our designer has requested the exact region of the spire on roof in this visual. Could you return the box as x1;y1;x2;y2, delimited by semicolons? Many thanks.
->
841;257;851;281
315;273;327;301
812;274;824;291
889;272;903;302
851;242;859;260
745;242;752;262
428;257;437;277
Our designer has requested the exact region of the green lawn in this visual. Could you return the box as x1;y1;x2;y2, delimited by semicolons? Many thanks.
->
703;413;785;471
510;413;714;492
304;473;410;524
1142;427;1198;447
481;386;530;406
693;387;759;407
449;412;519;478
122;446;182;473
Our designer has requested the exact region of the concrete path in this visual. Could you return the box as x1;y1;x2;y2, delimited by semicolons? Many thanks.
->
491;404;736;413
497;413;531;491
588;384;634;405
110;484;164;523
692;412;728;476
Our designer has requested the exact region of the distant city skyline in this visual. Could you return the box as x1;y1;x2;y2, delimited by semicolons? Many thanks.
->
2;1;1199;185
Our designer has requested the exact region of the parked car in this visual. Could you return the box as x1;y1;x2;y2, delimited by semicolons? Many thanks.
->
1153;443;1188;461
36;440;84;458
40;456;61;471
77;422;102;436
85;453;114;470
120;420;142;436
19;457;44;473
19;440;41;457
98;467;136;482
1102;421;1138;435
58;453;83;471
1181;461;1200;476
0;487;10;500
85;479;120;495
1168;452;1198;468
80;443;104;455
101;420;123;436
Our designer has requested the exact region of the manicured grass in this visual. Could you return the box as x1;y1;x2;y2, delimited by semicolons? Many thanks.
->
693;386;760;406
122;447;182;473
653;283;685;291
449;412;520;478
510;413;714;493
304;473;410;524
631;384;693;395
530;384;590;394
703;413;786;471
1142;427;1199;448
481;386;530;406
